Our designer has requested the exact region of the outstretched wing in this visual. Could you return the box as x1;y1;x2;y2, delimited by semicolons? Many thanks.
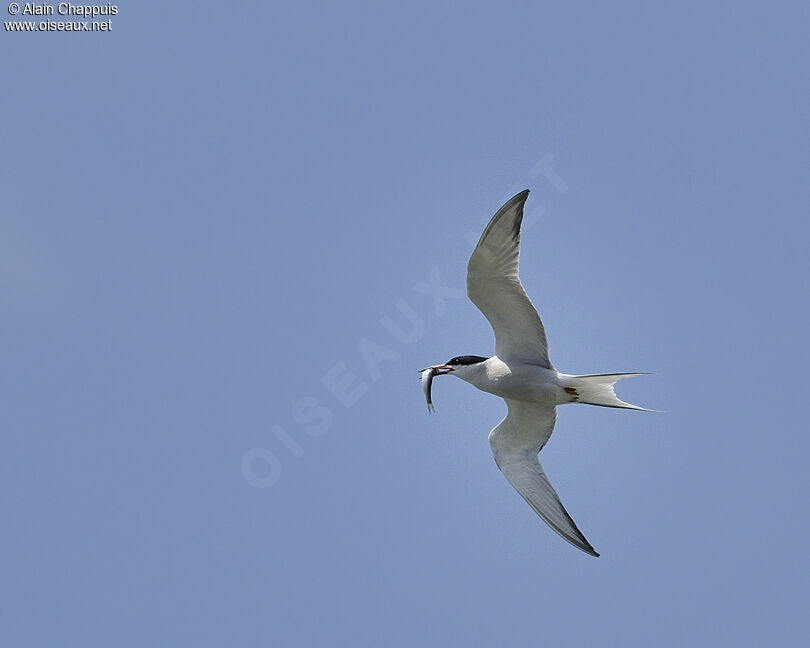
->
488;399;599;557
466;190;553;368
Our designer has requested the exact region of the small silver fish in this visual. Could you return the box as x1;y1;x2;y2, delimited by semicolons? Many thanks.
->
420;367;437;413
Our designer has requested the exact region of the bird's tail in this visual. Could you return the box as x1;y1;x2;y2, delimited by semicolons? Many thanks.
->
572;373;654;411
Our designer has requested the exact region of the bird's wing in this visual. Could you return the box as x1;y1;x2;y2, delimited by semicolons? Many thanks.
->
466;190;553;368
488;399;599;557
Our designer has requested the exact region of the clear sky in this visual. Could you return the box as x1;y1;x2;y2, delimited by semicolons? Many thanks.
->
3;2;809;646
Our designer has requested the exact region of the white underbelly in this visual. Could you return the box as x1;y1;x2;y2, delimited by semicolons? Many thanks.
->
470;359;567;404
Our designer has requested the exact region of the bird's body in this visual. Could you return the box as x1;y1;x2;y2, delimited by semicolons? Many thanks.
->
423;189;653;557
451;357;567;404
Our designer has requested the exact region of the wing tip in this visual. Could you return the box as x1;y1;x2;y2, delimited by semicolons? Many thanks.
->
563;527;600;558
502;189;530;213
471;189;532;253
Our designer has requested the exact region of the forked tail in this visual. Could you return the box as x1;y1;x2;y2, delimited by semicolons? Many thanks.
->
572;373;653;411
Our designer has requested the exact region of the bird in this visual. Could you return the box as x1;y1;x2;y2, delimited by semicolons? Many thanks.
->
423;189;653;557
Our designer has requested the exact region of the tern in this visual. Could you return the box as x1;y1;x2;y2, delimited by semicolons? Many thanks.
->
424;190;652;557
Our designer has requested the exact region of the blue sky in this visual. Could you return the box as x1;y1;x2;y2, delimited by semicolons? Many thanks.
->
3;2;809;646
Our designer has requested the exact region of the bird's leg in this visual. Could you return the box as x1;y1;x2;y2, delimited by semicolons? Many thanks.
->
564;386;579;402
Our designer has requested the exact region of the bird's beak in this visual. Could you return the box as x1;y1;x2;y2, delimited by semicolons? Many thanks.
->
428;364;453;375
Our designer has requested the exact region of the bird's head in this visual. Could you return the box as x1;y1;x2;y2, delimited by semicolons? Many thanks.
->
425;355;488;381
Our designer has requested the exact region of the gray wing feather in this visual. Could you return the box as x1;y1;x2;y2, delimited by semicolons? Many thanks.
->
489;399;599;557
466;190;553;368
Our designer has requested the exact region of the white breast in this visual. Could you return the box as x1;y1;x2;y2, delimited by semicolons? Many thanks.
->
459;357;566;404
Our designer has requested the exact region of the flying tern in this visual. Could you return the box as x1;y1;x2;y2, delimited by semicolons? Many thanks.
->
422;190;653;557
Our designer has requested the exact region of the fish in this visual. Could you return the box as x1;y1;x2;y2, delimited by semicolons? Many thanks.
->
420;367;437;413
